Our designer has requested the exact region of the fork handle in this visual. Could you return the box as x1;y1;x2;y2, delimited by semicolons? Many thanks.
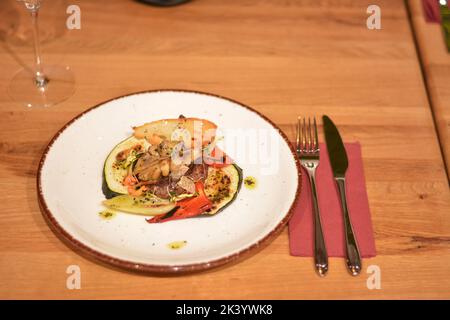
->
335;177;362;276
307;170;329;277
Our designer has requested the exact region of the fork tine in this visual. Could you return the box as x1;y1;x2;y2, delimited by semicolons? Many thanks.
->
302;117;306;151
296;117;301;151
313;117;319;151
307;117;312;152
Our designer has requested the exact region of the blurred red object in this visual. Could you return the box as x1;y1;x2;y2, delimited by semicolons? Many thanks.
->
422;0;447;23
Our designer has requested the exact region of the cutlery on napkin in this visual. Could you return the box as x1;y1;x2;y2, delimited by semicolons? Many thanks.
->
289;142;376;263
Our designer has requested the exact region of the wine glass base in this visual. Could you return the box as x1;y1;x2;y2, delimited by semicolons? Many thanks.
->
9;65;75;108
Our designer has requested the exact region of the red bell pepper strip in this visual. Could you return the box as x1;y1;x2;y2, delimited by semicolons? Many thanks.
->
146;181;212;223
205;147;234;168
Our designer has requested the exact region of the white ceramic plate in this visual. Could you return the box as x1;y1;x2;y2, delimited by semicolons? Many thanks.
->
38;90;301;273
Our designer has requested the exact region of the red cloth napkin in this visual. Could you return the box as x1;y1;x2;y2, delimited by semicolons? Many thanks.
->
288;142;376;257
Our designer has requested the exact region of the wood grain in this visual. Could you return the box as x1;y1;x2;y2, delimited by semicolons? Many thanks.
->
409;0;450;181
0;0;449;299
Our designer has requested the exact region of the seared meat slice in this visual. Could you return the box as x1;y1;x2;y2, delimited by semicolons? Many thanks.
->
185;163;206;181
149;163;207;199
170;163;190;181
177;176;196;194
150;177;186;199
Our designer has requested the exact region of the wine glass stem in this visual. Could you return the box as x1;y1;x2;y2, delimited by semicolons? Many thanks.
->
30;8;47;88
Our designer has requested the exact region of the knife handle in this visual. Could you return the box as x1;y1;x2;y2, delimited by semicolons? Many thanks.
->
335;177;362;276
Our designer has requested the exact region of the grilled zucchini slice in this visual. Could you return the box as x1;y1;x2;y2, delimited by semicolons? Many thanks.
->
102;136;149;199
102;195;177;216
204;164;243;215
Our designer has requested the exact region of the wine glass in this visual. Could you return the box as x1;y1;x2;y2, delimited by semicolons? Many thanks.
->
8;0;75;108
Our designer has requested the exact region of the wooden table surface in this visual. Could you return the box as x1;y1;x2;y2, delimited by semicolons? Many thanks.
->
409;0;450;181
1;0;450;299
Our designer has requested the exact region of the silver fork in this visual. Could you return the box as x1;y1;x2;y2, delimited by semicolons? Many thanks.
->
296;117;328;277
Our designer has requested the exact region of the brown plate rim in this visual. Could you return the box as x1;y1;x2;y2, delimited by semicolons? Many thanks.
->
37;89;302;274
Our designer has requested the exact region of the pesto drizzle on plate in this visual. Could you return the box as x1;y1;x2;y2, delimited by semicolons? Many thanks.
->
243;176;257;190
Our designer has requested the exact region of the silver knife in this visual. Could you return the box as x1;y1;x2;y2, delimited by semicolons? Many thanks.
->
322;115;362;276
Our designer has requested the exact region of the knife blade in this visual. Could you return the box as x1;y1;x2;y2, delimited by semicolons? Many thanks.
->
322;115;348;178
322;115;362;276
